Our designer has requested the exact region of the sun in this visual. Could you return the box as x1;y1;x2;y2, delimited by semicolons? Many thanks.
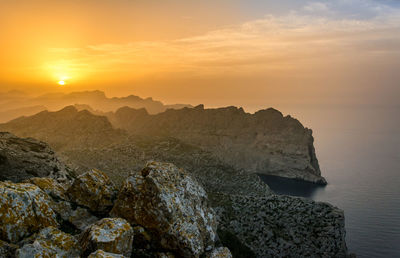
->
58;80;65;86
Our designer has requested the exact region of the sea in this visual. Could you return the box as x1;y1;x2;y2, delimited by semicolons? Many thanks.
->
260;106;400;258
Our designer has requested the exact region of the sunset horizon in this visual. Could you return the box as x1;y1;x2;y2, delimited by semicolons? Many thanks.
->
0;1;399;257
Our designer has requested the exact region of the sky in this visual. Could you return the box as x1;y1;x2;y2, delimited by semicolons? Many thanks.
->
1;0;400;109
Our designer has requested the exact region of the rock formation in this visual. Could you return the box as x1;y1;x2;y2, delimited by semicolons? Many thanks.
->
80;218;133;257
211;193;348;257
111;161;218;257
110;106;326;184
0;132;72;183
0;105;326;184
67;169;118;215
0;182;58;243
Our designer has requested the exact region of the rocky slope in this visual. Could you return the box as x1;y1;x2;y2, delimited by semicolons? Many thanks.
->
0;132;73;183
109;105;325;184
0;133;349;257
0;159;232;257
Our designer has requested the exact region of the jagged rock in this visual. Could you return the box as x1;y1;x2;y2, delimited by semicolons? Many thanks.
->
207;247;233;258
52;200;99;232
67;169;117;214
80;218;134;257
0;240;18;258
15;226;80;257
0;132;72;183
111;161;218;257
109;106;326;184
24;177;68;200
88;249;125;258
211;193;348;257
0;182;58;243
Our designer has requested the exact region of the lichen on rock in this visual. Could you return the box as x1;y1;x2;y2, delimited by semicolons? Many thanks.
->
24;177;68;201
67;169;117;214
88;249;125;258
0;181;58;243
80;218;134;257
15;226;80;258
207;247;233;258
111;161;218;257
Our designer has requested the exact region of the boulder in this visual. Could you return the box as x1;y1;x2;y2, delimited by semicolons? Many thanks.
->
88;250;125;258
24;177;68;201
0;132;72;183
80;218;134;257
111;161;218;257
52;200;99;232
67;169;117;214
15;227;80;258
207;247;233;258
0;182;58;243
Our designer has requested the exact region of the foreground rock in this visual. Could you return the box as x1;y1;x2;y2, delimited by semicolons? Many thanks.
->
211;193;348;257
67;169;117;214
0;182;58;243
0;132;72;183
80;218;133;257
88;249;125;258
111;161;218;257
16;227;80;257
207;247;233;258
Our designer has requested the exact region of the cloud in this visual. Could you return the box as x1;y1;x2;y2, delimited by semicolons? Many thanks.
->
45;1;400;81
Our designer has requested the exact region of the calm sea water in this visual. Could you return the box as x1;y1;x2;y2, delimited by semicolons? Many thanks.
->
260;106;400;258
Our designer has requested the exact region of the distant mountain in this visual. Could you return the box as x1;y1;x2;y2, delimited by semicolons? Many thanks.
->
0;104;326;184
0;90;191;123
0;106;126;150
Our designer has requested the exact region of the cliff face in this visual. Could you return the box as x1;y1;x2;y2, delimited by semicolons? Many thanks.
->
0;105;325;184
111;106;325;184
0;135;349;257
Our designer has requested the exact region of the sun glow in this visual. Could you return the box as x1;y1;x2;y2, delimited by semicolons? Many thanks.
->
58;80;65;85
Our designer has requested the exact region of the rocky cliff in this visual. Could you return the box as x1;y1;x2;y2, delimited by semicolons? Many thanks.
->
109;105;325;184
0;105;326;184
0;134;349;257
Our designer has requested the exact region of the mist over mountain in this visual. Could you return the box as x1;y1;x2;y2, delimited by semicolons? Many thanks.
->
0;90;191;123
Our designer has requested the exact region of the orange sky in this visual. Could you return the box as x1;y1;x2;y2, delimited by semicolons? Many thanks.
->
1;0;399;109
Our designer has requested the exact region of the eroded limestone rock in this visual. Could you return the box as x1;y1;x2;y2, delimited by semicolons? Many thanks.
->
24;177;68;201
0;132;72;183
207;247;233;258
88;249;125;258
111;161;218;257
212;193;348;257
16;227;80;258
67;169;117;214
0;182;58;243
80;218;133;257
